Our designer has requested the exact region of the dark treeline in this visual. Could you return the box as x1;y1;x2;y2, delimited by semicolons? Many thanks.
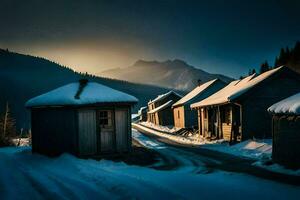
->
249;41;300;75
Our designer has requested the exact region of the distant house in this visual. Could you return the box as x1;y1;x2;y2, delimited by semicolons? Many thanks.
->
26;79;138;157
172;79;226;129
191;66;300;142
138;106;148;122
268;92;300;168
147;91;182;126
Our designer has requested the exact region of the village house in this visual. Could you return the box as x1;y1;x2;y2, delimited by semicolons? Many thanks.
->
147;91;182;126
172;79;226;129
268;92;300;168
191;66;300;142
138;106;148;122
25;79;138;157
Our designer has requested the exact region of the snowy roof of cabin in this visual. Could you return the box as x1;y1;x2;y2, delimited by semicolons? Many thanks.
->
138;106;147;115
148;100;173;114
173;79;219;107
149;91;182;105
268;92;300;115
26;81;138;108
191;66;285;108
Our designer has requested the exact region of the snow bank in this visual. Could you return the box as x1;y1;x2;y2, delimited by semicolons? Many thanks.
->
134;123;222;145
140;121;181;133
254;160;300;176
26;82;138;107
268;92;300;115
12;138;30;146
137;122;272;160
203;139;272;160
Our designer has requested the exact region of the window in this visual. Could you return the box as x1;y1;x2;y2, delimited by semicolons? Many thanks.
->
178;110;180;118
99;110;112;128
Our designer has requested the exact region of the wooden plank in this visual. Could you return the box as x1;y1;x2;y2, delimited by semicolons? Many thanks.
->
78;109;97;156
115;109;128;152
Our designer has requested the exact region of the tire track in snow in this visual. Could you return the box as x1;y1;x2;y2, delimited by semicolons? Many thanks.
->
132;129;220;174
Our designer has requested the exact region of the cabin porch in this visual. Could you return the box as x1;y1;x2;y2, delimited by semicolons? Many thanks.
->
197;104;242;142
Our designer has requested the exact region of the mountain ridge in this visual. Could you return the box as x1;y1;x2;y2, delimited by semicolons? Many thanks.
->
99;59;233;91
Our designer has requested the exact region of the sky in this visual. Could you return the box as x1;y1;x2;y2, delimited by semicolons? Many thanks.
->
0;0;300;78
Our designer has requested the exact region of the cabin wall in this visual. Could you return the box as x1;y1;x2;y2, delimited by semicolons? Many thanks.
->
173;106;185;128
31;108;78;156
272;115;300;168
241;73;300;140
115;107;131;152
78;109;97;156
158;107;174;126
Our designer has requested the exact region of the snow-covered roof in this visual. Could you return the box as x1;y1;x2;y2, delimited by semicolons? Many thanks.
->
191;66;284;108
26;81;138;108
173;79;219;107
138;106;147;115
149;91;182;105
268;92;300;115
148;100;173;114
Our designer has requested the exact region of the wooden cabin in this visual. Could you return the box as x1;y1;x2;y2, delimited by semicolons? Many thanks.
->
172;79;226;129
138;106;148;122
147;91;182;126
191;66;300;142
25;79;138;157
268;92;300;168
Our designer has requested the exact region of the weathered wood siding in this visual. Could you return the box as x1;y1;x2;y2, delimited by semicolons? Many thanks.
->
78;109;97;156
31;108;77;156
241;71;300;140
222;123;232;141
115;108;129;152
173;106;185;128
272;115;300;168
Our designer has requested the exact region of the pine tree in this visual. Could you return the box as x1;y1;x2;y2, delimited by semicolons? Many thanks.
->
0;102;16;146
248;68;256;75
259;61;270;74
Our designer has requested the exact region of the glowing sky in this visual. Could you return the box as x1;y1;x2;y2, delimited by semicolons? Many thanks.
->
1;0;300;78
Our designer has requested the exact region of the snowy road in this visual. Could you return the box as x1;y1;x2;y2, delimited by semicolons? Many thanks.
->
0;132;300;199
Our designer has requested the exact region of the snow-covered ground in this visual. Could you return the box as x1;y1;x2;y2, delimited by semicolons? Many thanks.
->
1;135;300;200
134;123;300;176
140;121;181;133
203;139;272;160
136;122;271;159
136;122;221;145
11;138;30;147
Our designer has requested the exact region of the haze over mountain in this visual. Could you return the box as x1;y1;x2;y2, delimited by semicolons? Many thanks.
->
99;59;233;91
0;49;172;129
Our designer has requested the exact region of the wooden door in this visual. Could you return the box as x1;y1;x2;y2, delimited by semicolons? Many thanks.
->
99;110;115;152
78;110;97;156
115;109;128;152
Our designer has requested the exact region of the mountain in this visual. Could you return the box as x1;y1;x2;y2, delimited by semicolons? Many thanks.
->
0;49;173;129
98;59;233;91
